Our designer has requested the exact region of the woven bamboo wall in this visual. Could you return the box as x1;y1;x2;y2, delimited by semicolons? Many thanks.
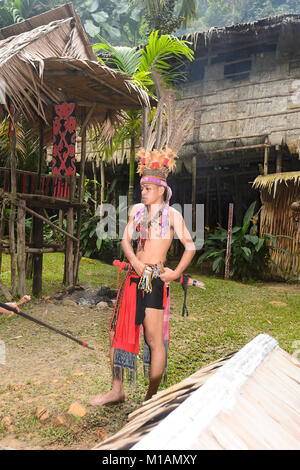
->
259;180;300;279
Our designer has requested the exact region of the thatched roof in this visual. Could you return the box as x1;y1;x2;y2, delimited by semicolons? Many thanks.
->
0;2;96;60
93;334;300;450
0;5;151;142
184;14;300;52
253;171;300;194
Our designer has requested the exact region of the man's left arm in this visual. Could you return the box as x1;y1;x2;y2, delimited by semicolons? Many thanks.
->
160;209;196;284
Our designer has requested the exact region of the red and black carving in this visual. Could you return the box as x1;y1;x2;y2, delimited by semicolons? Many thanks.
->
52;103;76;197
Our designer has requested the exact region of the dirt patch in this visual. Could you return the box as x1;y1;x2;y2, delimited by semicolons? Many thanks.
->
261;282;300;293
0;287;140;450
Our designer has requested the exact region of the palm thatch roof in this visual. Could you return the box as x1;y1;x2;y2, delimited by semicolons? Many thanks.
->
92;334;300;450
0;2;96;60
253;171;300;195
183;13;300;52
0;5;151;143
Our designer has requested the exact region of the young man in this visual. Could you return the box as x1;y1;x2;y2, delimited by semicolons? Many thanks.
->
90;147;198;407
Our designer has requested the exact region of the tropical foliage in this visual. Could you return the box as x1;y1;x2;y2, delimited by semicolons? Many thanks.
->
139;0;199;34
2;0;300;41
197;202;291;281
180;0;300;34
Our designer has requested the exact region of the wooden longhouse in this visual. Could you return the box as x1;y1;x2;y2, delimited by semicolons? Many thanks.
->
0;3;150;299
167;15;300;278
93;334;300;450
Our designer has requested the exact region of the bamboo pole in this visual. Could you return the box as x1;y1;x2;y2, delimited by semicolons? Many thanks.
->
13;203;79;242
25;247;65;254
73;208;81;285
142;107;150;147
180;73;300;102
65;207;74;287
192;124;300;144
264;137;270;176
0;198;6;275
37;118;44;192
276;148;283;173
79;107;86;204
9;108;17;296
32;207;43;297
17;199;26;298
194;107;300;127
73;107;87;285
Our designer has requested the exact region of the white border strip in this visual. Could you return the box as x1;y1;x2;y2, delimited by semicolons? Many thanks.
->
132;334;278;450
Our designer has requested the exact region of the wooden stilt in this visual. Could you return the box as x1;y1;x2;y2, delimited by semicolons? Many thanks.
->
73;208;82;285
264;137;270;175
73;108;87;284
0;198;7;275
65;207;74;286
9;110;17;297
79;107;86;204
32;209;43;297
37;118;44;191
276;147;283;173
17;199;26;297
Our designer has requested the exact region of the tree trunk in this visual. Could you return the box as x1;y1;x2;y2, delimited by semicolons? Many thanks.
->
128;137;135;210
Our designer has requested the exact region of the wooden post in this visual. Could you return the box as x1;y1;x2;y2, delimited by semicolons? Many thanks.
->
17;199;26;297
192;155;197;232
0;198;6;274
74;107;87;284
142;107;149;147
264;137;270;176
65;207;74;286
9;109;17;296
91;158;97;213
37;118;44;192
79;107;86;204
32;208;43;297
69;175;76;202
225;203;234;280
73;208;82;285
276;147;283;173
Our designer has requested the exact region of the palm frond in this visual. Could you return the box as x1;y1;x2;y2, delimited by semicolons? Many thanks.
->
94;36;142;76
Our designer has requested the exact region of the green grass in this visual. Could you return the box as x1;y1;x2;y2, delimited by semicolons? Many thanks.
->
1;252;299;361
0;253;299;448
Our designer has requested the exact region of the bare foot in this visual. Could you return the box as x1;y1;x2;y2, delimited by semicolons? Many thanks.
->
90;389;125;406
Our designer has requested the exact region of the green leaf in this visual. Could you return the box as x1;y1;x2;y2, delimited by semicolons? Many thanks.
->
212;256;223;272
241;246;252;259
244;234;259;245
84;20;100;38
241;201;257;234
255;238;265;252
91;11;109;23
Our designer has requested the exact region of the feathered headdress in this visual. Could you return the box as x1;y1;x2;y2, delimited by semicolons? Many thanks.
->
137;74;197;182
135;75;198;237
